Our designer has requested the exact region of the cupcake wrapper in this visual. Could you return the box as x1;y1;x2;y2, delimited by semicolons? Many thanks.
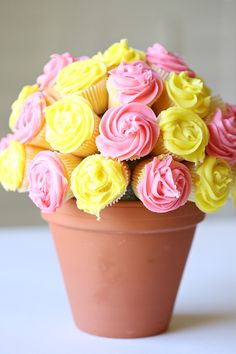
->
30;123;53;150
184;162;198;203
72;114;100;157
149;64;170;81
131;158;153;198
55;153;83;201
108;160;131;207
151;86;174;115
18;145;42;193
80;77;108;115
44;87;62;102
108;91;122;109
151;133;184;161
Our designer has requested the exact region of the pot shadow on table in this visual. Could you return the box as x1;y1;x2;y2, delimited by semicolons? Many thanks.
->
169;312;235;333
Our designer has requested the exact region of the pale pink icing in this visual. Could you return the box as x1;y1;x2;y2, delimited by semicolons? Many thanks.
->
13;92;46;143
146;43;195;77
37;52;76;90
96;103;159;160
107;60;163;105
137;156;191;213
0;133;15;152
27;151;68;213
206;106;236;165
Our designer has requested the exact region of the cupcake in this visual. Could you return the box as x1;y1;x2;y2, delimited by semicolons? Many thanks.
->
71;154;130;218
146;43;195;78
92;39;145;71
27;151;81;213
54;59;108;115
37;52;77;90
206;105;236;165
152;72;211;118
45;95;100;157
9;84;38;130
11;91;51;149
232;164;236;206
106;60;163;108
153;107;209;164
188;156;232;213
96;103;160;160
132;155;191;213
0;141;41;192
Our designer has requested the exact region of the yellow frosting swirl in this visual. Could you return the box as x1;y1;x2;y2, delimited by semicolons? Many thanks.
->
0;141;25;191
71;155;128;218
45;95;96;154
54;59;107;94
92;39;145;70
159;107;209;163
232;165;236;206
9;84;38;130
166;72;211;118
194;156;232;213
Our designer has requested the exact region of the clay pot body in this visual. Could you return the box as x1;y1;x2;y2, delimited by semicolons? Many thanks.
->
42;200;205;338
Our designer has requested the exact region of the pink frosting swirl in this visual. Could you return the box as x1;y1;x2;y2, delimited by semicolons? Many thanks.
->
12;92;46;143
37;52;76;90
107;60;163;105
27;151;69;213
206;105;236;164
0;133;15;152
137;156;191;213
96;103;159;160
146;43;195;77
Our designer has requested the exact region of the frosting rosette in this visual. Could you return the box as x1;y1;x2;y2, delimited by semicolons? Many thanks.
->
132;156;191;213
206;105;236;164
9;84;38;130
0;141;40;192
12;92;48;148
146;43;195;77
45;95;99;156
153;107;209;163
37;52;76;90
27;151;81;213
0;133;15;152
71;154;129;218
107;60;163;107
96;103;159;160
191;156;232;213
92;39;145;70
166;72;211;118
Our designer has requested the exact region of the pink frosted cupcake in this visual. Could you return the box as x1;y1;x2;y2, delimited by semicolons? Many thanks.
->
146;43;195;78
132;155;192;213
106;60;163;108
27;150;81;213
206;104;236;165
12;92;51;149
96;103;160;160
37;52;77;90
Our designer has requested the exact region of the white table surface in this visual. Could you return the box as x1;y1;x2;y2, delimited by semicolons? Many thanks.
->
0;218;236;354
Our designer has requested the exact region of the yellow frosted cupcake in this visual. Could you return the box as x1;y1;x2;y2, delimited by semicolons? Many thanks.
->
152;72;211;118
71;154;130;218
9;84;38;130
45;95;100;157
0;141;41;192
152;107;209;164
188;156;232;213
54;59;108;115
93;39;145;70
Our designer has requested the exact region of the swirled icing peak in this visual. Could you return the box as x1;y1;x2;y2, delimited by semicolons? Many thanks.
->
136;156;191;213
194;156;232;213
166;72;211;118
107;60;163;105
54;59;107;94
146;43;195;76
37;52;76;90
207;105;236;165
93;39;145;70
71;154;128;218
27;151;69;213
96;103;159;160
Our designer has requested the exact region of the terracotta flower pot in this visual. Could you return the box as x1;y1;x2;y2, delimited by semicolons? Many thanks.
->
42;199;205;338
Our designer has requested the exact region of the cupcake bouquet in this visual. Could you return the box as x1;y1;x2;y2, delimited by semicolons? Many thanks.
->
0;39;236;219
